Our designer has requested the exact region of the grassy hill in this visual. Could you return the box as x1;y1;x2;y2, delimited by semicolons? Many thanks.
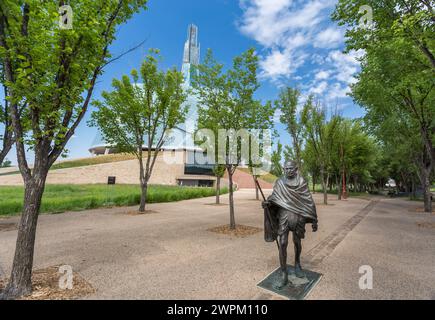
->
0;154;138;176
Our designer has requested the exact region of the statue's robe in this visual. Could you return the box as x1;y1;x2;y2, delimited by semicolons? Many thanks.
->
264;175;317;242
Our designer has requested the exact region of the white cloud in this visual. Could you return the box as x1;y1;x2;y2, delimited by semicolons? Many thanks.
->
238;0;363;108
310;81;328;95
259;50;292;79
315;70;330;80
239;0;294;47
314;27;343;48
327;82;350;100
259;49;306;80
238;0;337;81
273;109;283;123
327;49;364;84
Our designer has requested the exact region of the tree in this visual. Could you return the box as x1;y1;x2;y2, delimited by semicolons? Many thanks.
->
347;124;378;193
301;140;320;193
301;97;340;205
332;118;352;199
332;119;376;199
270;141;283;177
0;0;147;299
333;0;434;211
0;78;14;166
276;87;304;169
213;164;226;204
333;0;435;71
192;48;275;229
362;98;429;198
90;51;187;213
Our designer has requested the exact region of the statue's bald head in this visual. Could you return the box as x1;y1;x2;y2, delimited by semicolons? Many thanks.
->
283;160;298;178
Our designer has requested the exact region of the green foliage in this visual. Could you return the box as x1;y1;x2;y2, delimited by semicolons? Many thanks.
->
332;0;434;71
90;50;188;158
276;87;304;168
301;97;340;176
0;184;228;216
270;141;283;177
191;48;275;228
192;48;275;167
212;164;226;178
0;0;148;176
333;0;435;206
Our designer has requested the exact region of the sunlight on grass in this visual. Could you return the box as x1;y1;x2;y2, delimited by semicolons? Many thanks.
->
0;184;228;216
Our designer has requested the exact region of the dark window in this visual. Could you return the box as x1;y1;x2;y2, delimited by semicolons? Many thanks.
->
178;179;214;187
184;164;214;175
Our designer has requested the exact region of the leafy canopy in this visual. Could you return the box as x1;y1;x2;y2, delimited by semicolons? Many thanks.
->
90;50;188;156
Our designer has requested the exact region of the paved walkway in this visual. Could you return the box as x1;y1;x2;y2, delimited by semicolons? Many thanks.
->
0;190;434;299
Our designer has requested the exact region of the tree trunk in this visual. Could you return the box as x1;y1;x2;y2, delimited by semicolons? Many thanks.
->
0;130;13;166
337;174;342;200
312;173;316;193
342;169;347;199
421;168;432;213
0;142;12;166
215;176;221;205
411;179;416;200
139;181;148;213
138;154;148;213
320;168;328;205
228;169;236;229
2;175;47;299
254;176;259;200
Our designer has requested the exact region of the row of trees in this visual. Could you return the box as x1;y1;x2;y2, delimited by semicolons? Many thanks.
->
274;87;384;205
333;0;434;212
270;0;434;210
93;47;275;232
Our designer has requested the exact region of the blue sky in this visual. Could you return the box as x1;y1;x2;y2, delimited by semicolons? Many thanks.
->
4;0;366;165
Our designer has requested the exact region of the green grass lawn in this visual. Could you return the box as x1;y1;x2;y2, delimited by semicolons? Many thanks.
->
0;184;227;216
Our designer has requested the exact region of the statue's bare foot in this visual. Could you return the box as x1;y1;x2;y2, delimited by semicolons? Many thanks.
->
274;272;288;290
295;264;304;278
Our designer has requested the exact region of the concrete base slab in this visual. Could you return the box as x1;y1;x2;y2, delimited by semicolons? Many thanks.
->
257;265;322;300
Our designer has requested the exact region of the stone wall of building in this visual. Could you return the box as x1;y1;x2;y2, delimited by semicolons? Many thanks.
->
0;151;189;186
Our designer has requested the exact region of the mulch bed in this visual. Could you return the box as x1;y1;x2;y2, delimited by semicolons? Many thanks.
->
207;224;262;238
0;223;17;232
410;207;434;214
416;222;435;229
126;210;158;216
0;266;95;300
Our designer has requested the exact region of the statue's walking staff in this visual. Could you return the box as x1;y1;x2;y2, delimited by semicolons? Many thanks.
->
253;176;279;249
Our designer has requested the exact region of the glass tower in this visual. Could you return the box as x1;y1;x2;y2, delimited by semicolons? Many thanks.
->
181;24;200;85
